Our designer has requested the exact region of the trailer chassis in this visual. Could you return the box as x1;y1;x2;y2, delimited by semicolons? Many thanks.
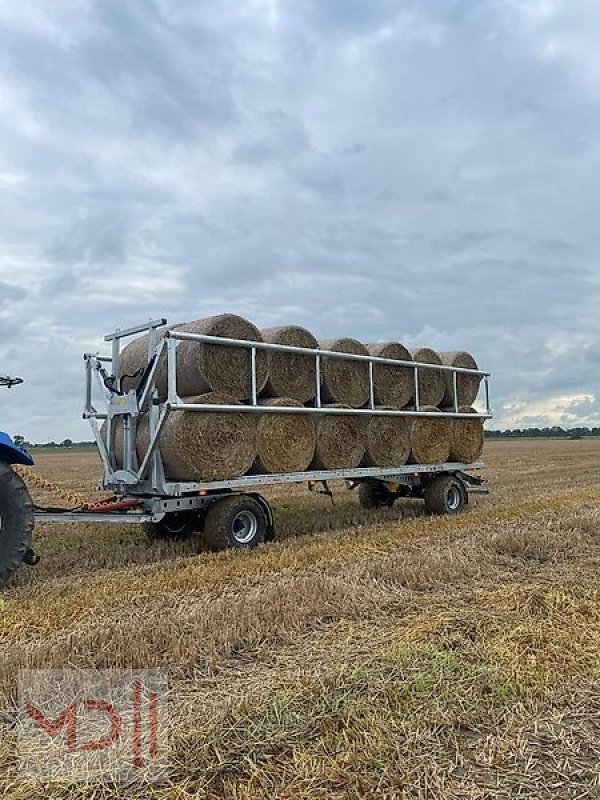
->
31;319;492;549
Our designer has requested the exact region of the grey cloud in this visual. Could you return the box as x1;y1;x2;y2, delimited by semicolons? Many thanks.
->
1;0;600;439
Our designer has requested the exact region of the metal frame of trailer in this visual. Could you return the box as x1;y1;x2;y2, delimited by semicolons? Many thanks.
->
33;319;493;544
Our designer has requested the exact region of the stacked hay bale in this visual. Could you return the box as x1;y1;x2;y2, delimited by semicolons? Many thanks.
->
319;338;370;407
409;407;451;465
367;342;413;408
120;314;268;400
363;409;411;468
440;351;482;408
252;398;316;474
261;326;318;403
136;393;258;482
115;314;484;482
448;407;484;463
311;406;366;470
408;347;445;407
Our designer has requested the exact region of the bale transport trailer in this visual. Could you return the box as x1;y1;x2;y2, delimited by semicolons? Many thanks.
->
0;319;492;584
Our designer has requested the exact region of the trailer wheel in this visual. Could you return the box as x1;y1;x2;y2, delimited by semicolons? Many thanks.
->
145;511;196;540
0;463;34;586
358;482;395;509
424;475;467;515
203;495;267;551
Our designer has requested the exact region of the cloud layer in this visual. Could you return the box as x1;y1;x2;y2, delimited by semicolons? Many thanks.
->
1;0;599;439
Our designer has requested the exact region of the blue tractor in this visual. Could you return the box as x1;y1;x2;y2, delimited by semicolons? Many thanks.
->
0;375;35;585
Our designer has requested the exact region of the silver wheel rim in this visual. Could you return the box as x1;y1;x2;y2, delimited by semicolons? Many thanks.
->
232;510;258;544
446;485;462;511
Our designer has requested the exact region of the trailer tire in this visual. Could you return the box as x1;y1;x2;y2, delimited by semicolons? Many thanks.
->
145;511;196;540
358;482;395;509
0;463;34;586
203;495;267;551
424;475;466;515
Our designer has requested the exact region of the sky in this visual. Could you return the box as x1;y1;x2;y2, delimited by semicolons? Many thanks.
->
1;0;600;440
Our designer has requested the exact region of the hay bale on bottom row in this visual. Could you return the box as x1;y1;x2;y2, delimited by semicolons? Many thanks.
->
409;347;445;408
137;393;258;482
260;325;318;403
319;338;370;408
252;398;316;474
363;409;411;468
440;351;481;408
408;406;451;465
311;405;366;470
367;342;413;408
120;314;268;401
448;406;484;463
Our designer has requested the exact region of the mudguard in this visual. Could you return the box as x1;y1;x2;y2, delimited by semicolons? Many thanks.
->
0;432;34;466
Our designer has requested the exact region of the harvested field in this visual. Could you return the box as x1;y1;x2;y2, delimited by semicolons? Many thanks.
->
3;438;600;799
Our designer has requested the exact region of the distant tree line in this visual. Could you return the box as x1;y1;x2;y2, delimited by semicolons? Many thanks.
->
12;436;96;449
486;427;599;440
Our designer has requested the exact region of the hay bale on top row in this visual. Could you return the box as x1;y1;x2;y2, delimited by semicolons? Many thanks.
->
367;342;413;408
363;409;411;467
120;314;268;401
261;326;318;403
311;405;366;470
319;338;370;408
408;347;445;408
252;398;316;474
440;351;481;407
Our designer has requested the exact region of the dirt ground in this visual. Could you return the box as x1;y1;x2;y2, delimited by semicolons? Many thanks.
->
1;439;599;798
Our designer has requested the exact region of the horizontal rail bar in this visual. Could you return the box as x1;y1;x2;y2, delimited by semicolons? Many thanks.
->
159;461;484;493
34;512;154;525
166;331;490;377
104;318;167;342
169;403;491;419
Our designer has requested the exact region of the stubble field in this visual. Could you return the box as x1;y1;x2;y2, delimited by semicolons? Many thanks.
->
1;439;599;799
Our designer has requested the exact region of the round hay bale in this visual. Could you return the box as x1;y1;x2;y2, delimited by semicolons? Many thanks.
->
311;405;367;470
251;398;316;474
120;314;268;401
100;420;124;469
409;406;451;465
261;326;319;403
363;408;411;467
319;338;370;408
137;393;258;482
440;351;482;407
367;343;413;407
449;407;484;463
408;347;445;407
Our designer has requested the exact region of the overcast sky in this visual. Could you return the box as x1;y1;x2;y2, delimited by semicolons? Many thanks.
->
1;0;600;440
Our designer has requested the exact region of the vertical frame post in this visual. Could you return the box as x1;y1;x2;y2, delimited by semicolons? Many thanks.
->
250;347;257;405
167;336;179;404
315;353;321;408
368;360;375;410
453;371;459;412
413;365;420;411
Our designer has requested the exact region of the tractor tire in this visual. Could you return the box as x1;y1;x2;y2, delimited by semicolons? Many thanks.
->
358;482;395;509
203;495;267;552
423;475;467;515
0;463;34;586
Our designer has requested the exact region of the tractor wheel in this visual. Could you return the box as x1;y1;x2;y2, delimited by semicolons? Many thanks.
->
203;495;267;552
358;482;395;509
0;463;34;586
423;475;467;515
